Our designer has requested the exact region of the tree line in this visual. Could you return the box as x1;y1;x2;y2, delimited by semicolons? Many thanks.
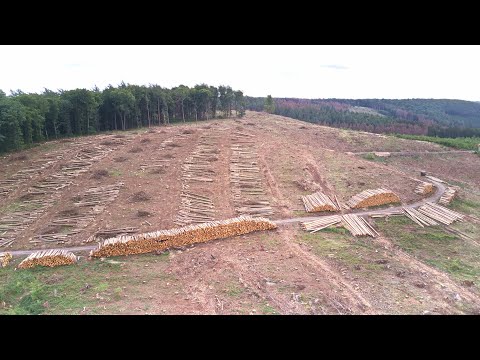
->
247;96;480;138
0;83;245;153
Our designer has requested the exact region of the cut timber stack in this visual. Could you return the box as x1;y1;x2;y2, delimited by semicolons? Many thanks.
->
175;192;215;226
415;182;434;195
302;214;378;237
417;202;464;225
301;215;342;232
90;216;276;258
439;187;457;206
341;214;378;237
18;249;77;269
301;191;340;212
345;188;400;209
402;207;439;227
0;252;12;267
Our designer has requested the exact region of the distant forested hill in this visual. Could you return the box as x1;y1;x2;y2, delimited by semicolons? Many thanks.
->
246;97;480;137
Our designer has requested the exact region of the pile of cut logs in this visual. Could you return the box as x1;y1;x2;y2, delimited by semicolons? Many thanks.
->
415;182;434;195
18;249;77;269
402;207;439;227
302;214;378;237
84;227;138;243
439;187;457;206
417;202;464;225
345;188;400;209
0;252;12;267
90;216;277;258
301;191;340;212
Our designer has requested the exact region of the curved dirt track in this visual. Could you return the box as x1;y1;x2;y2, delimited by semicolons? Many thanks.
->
3;181;446;258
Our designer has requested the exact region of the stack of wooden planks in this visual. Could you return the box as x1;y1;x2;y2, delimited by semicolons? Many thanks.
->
90;216;277;258
301;191;340;212
417;202;464;225
415;181;434;195
438;187;457;206
302;214;378;237
345;188;400;209
0;252;12;267
18;249;77;269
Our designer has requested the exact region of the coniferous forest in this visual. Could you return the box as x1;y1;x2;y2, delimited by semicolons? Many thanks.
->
0;83;245;153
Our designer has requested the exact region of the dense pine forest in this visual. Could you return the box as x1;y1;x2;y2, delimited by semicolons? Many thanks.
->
0;83;245;153
246;97;480;138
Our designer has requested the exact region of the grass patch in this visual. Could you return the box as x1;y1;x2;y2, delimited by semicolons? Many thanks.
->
225;284;244;297
361;153;386;162
110;169;122;177
449;197;480;215
377;216;480;286
0;201;42;214
261;302;278;315
395;134;480;151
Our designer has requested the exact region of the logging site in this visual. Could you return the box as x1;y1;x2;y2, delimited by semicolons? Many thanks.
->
1;45;480;315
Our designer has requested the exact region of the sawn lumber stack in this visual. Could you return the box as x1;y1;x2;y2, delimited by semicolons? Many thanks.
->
345;188;400;209
18;249;77;269
90;216;277;258
301;191;340;212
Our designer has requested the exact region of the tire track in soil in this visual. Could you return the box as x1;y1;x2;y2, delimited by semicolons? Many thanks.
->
278;226;376;314
374;235;480;311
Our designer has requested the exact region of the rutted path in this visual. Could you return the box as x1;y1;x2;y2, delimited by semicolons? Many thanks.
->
2;181;446;257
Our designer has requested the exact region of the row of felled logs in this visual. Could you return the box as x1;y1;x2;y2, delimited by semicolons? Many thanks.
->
18;249;77;269
414;181;434;195
175;192;215;226
90;216;277;258
438;187;458;206
345;188;400;209
74;183;124;207
302;191;340;212
302;214;377;237
417;202;464;225
402;207;439;227
84;227;139;243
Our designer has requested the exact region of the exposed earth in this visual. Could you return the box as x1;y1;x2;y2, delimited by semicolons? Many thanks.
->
1;111;480;314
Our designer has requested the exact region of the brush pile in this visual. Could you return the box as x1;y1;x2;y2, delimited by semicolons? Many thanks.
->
415;182;434;195
417;202;464;225
438;187;457;206
0;252;12;267
345;188;400;209
90;216;276;258
301;191;340;212
18;249;77;269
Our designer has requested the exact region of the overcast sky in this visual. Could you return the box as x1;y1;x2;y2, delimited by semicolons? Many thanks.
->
1;45;479;101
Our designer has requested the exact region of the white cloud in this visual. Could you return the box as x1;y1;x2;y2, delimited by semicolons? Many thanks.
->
0;45;479;101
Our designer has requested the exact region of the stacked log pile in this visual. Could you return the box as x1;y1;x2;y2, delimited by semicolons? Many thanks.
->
438;187;458;206
0;252;12;267
302;191;340;212
176;191;215;226
84;227;139;243
182;137;218;183
345;188;400;209
342;214;378;237
301;215;342;232
302;214;377;237
417;202;464;225
402;207;439;227
18;249;77;269
90;216;277;258
415;182;434;195
230;132;273;217
0;141;126;248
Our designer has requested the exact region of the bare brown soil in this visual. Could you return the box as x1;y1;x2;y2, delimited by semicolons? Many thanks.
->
1;111;479;314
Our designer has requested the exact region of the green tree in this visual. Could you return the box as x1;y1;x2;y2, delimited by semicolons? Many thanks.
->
264;95;275;113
